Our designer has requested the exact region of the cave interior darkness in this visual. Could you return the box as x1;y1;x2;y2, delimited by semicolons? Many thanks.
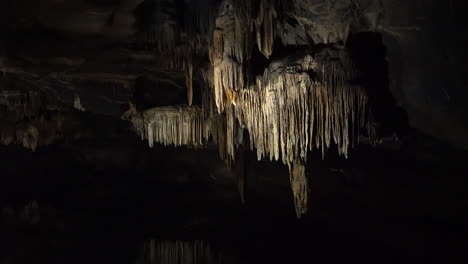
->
1;0;468;263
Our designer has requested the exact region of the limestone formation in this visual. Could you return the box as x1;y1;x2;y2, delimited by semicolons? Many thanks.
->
74;94;86;112
124;49;368;217
2;0;380;218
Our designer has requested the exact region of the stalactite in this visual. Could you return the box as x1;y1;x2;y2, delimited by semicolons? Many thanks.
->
15;124;39;152
26;91;42;117
209;28;224;66
0;111;66;151
208;0;256;113
73;94;85;112
289;162;308;217
212;58;245;113
144;239;217;264
185;62;194;106
0;90;43;119
255;0;277;58
123;105;207;148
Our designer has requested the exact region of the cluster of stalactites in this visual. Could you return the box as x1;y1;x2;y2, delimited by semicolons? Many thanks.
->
0;90;43;119
0;89;65;151
225;52;367;165
209;0;281;113
132;0;368;217
125;51;367;218
222;52;367;217
123;104;209;148
141;0;281;111
0;114;65;152
122;102;238;163
144;239;217;264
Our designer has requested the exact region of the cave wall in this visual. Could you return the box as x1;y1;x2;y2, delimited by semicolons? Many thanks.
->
379;0;468;149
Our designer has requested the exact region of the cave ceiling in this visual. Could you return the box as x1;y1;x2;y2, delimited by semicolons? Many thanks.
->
1;0;467;216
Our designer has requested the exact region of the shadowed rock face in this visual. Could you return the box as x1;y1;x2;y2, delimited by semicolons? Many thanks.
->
380;0;468;149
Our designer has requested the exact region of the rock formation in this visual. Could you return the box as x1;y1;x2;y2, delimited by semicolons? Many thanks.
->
1;0;466;217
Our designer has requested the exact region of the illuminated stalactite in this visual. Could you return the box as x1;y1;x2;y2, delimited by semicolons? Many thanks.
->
212;58;245;113
144;239;217;264
73;94;86;112
123;103;236;164
229;52;367;164
123;104;208;148
207;0;261;113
